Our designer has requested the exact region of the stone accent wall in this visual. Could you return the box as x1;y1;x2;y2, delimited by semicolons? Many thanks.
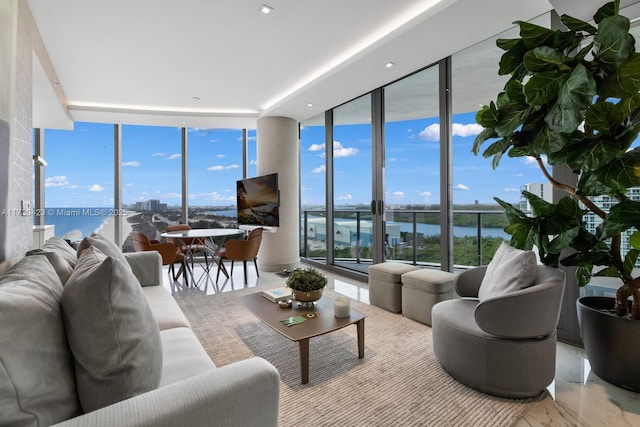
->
0;0;35;272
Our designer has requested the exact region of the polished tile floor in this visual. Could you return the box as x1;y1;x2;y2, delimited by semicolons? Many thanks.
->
163;260;640;427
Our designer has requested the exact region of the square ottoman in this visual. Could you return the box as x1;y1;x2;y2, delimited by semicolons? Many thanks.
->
401;269;456;325
368;262;419;313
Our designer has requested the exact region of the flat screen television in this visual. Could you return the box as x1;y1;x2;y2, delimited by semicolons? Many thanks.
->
236;173;280;227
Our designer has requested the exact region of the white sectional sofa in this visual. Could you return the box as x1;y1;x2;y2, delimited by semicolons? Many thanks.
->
0;235;280;427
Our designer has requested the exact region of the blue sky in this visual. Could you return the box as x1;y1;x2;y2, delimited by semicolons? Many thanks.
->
300;111;547;207
42;114;548;208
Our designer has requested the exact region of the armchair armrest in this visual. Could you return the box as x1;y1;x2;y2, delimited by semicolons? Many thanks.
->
454;266;487;297
123;251;163;287
475;278;565;338
51;357;280;427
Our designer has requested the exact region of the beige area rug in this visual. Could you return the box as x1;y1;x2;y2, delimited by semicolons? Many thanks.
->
173;286;546;427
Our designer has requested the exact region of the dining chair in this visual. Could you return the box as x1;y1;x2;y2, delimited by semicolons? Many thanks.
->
132;231;189;284
216;227;263;285
164;224;210;270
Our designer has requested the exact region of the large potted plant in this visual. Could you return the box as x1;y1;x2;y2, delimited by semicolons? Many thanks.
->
286;267;327;307
473;0;640;390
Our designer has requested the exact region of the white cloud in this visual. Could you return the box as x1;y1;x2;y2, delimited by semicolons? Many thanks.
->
309;143;325;152
419;123;484;141
216;154;226;158
45;176;69;187
163;192;181;199
312;164;325;174
338;194;353;200
391;191;405;199
333;141;358;158
126;183;134;187
166;153;181;160
504;187;520;192
123;161;141;167
89;184;104;192
454;184;470;191
207;164;240;171
151;152;166;157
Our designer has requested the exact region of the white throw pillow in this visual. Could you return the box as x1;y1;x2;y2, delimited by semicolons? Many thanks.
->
62;246;162;413
75;233;131;271
478;241;537;301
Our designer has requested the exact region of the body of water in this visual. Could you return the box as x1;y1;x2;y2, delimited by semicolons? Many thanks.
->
40;207;115;239
393;221;509;239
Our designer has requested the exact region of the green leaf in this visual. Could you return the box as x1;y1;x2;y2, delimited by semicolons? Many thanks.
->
471;127;497;155
558;63;597;111
630;231;640;250
617;53;640;95
523;190;555;216
593;15;634;72
496;38;521;51
577;266;594;287
576;170;614;196
523;71;567;106
548;227;580;254
584;102;623;136
545;103;583;133
498;40;528;76
504;79;526;104
594;148;640;191
564;136;622;171
561;14;597;35
518;21;556;49
618;93;640;118
525;46;574;72
495;104;529;136
599;200;640;239
475;102;499;128
593;1;618;25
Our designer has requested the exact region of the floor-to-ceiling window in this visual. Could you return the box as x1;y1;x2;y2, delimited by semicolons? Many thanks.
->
383;66;440;266
300;114;326;261
187;128;242;229
450;14;552;267
332;95;372;273
121;124;182;250
42;122;115;242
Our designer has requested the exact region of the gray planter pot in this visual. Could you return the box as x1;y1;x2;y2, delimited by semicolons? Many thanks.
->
577;296;640;392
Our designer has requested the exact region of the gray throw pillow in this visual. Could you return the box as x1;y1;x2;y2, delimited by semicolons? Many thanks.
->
41;235;78;268
0;255;81;425
478;241;537;301
75;233;131;271
26;249;75;284
62;246;162;413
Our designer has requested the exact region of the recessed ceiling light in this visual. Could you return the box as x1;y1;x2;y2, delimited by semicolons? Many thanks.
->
260;4;273;14
181;121;187;125
192;96;200;101
307;103;314;107
385;62;395;68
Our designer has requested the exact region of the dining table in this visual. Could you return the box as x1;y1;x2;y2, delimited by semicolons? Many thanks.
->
160;228;244;284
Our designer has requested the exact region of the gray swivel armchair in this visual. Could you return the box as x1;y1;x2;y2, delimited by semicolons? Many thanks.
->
431;264;565;398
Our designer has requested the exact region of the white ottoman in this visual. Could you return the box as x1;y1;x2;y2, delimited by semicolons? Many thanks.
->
401;269;456;325
368;262;420;313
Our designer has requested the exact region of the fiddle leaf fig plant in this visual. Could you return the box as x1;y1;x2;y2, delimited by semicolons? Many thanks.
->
473;0;640;319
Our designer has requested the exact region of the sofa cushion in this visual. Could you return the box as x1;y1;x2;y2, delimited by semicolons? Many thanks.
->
62;247;163;413
41;235;78;268
26;248;75;284
158;327;216;387
76;233;131;271
478;241;537;301
0;255;81;425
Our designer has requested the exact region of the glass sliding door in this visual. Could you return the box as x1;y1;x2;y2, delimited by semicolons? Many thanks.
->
300;114;327;262
332;95;372;273
383;66;440;267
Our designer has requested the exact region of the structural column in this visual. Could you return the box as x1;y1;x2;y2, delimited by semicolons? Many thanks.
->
256;116;299;271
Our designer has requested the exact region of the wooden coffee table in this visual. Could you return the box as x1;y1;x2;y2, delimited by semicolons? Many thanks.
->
240;292;366;384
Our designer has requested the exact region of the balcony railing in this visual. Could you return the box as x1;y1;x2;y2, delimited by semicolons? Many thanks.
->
300;209;509;270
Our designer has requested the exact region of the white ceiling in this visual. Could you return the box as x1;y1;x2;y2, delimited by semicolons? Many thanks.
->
28;0;636;131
